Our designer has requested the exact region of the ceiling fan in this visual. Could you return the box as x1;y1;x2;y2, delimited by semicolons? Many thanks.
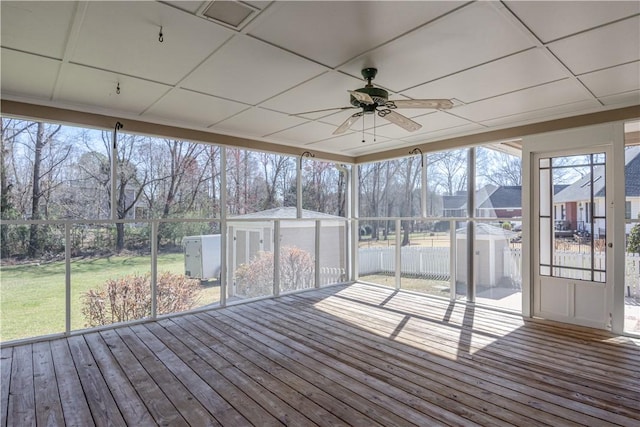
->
291;68;454;135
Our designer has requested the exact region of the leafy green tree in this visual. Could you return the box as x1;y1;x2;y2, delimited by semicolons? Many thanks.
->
628;222;640;254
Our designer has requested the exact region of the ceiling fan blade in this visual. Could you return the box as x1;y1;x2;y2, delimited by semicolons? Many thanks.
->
333;112;363;135
348;90;374;105
289;106;356;116
386;99;454;110
378;109;422;132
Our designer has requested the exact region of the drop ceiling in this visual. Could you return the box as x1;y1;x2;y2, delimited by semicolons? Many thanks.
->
1;1;639;160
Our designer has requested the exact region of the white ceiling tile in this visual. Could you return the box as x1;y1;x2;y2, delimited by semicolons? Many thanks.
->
579;62;640;98
0;49;60;100
0;1;76;59
599;90;640;107
72;1;233;85
401;123;485;145
268;121;339;145
144;89;248;128
307;132;390;153
452;79;593;123
505;1;640;43
480;100;601;128
242;1;271;11
213;107;309;137
549;16;640;75
164;1;204;14
182;35;326;105
55;64;172;115
345;139;406;157
248;1;464;67
340;2;535;92
404;48;568;104
260;72;364;117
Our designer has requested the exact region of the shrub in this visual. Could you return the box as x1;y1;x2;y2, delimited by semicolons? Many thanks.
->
82;272;200;327
234;251;274;298
280;246;315;292
234;246;315;298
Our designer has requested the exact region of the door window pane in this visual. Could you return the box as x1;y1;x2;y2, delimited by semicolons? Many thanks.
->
540;153;606;282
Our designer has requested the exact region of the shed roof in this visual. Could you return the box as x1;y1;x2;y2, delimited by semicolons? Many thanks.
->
229;207;344;220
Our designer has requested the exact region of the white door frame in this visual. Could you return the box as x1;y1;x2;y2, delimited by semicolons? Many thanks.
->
521;122;626;332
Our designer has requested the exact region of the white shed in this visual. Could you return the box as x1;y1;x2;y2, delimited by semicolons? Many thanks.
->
227;207;348;292
456;223;516;288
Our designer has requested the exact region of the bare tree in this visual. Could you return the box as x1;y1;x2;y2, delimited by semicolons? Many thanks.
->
28;122;64;256
259;153;293;210
477;148;521;187
1;119;36;256
400;157;421;246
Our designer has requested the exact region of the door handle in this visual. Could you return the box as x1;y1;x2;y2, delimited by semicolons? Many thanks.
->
607;242;613;248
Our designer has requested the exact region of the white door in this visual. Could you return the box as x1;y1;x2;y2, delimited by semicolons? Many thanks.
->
532;147;613;329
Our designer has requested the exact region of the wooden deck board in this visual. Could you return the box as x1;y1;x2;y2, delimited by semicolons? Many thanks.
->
1;346;13;427
1;283;639;426
32;341;65;427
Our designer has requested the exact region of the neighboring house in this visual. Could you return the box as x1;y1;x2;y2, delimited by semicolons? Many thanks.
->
476;186;522;219
441;192;467;217
553;146;640;236
441;185;523;219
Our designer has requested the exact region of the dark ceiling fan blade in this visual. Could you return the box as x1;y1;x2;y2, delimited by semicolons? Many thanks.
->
378;109;421;132
386;99;454;110
348;90;374;105
333;112;363;135
289;106;356;116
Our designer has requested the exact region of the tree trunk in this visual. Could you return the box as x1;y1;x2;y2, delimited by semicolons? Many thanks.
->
1;121;10;257
116;222;125;252
28;123;45;257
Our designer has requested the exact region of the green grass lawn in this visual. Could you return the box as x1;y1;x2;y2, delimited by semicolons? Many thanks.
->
0;253;220;342
359;274;451;297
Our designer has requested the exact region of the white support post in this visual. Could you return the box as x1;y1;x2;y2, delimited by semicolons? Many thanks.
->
467;147;476;303
395;218;401;290
315;220;321;288
65;223;71;335
421;154;427;218
450;220;456;301
220;147;228;307
274;220;280;297
297;157;303;219
151;221;158;319
351;165;359;282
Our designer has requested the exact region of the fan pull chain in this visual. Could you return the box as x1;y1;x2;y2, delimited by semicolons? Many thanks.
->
374;113;377;142
362;113;365;143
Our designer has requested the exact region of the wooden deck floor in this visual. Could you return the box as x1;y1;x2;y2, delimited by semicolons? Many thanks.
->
2;283;639;426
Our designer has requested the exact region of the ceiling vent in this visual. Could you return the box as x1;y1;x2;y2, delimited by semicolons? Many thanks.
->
202;1;256;28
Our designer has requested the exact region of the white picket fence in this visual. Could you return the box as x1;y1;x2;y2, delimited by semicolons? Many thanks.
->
358;246;640;298
359;247;450;280
319;267;347;285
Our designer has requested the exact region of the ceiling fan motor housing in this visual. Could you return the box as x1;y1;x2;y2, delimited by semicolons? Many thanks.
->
350;87;389;111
